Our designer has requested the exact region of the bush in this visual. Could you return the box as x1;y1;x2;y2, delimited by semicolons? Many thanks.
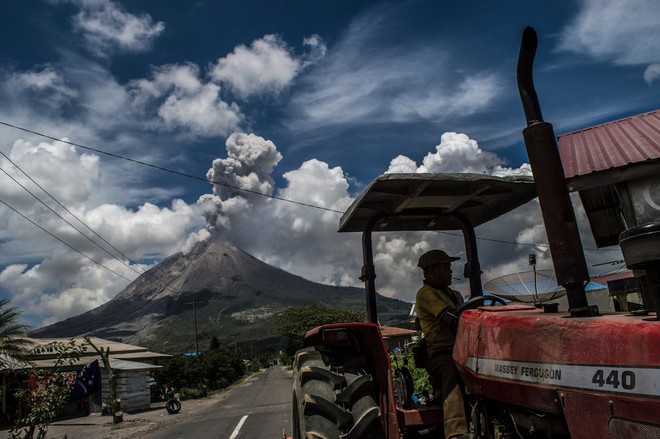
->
178;387;208;400
159;347;245;393
390;350;432;394
276;305;366;356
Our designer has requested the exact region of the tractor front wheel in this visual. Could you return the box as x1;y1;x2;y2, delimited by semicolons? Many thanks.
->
292;346;385;439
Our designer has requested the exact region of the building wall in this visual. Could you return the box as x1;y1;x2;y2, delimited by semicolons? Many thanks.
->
556;290;615;313
99;370;151;413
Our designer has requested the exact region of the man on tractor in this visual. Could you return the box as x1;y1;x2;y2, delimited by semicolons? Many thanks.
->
415;249;469;439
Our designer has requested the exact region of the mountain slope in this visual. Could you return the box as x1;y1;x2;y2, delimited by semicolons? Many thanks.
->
31;240;411;353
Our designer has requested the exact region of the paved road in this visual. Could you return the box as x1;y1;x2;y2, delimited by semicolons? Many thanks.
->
145;366;293;439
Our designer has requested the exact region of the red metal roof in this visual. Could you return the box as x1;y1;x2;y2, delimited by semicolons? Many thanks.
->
591;270;634;284
379;325;416;338
558;109;660;180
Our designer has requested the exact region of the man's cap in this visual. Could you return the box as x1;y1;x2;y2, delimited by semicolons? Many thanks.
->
417;249;460;268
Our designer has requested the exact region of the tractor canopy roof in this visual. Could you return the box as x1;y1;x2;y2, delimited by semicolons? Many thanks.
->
339;173;537;233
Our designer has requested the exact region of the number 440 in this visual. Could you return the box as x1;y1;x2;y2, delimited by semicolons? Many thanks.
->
592;369;636;390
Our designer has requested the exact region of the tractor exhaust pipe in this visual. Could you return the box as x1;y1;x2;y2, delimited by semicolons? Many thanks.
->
516;27;597;317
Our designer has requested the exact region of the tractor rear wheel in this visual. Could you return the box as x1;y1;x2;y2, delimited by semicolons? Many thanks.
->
292;346;385;439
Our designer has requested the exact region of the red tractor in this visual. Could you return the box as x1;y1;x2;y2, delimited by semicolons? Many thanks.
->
290;27;660;439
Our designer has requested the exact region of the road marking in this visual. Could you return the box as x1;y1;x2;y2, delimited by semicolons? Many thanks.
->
229;415;248;439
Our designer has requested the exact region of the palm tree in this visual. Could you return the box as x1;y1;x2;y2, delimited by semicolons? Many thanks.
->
0;298;32;366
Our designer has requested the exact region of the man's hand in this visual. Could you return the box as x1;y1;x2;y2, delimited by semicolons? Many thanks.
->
439;308;460;334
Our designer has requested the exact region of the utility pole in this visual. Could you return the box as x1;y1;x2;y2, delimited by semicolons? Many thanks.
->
186;299;202;355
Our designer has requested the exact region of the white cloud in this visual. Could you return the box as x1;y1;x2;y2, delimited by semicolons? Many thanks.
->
279;159;352;213
0;138;100;208
82;200;204;257
0;137;207;326
209;34;326;99
558;0;660;73
0;195;207;327
288;10;502;129
9;66;78;104
0;251;138;326
302;35;328;68
65;0;165;56
386;132;531;176
392;74;501;121
644;64;660;85
386;155;419;174
128;63;243;137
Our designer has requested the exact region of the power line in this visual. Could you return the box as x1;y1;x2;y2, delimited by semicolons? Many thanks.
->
0;169;193;297
438;231;621;252
0;190;196;298
0;198;133;282
0;151;135;265
0;159;144;278
0;120;344;214
0;119;622;254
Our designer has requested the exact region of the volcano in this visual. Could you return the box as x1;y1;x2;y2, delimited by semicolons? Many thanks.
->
31;240;410;353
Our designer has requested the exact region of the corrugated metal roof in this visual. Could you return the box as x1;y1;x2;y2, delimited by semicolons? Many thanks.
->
592;270;634;284
28;336;152;356
558;109;660;180
379;325;416;338
23;337;170;368
113;351;171;361
27;357;162;371
109;358;162;371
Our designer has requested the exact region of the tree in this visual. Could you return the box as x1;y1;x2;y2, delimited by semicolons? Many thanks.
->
275;305;366;356
0;299;32;426
159;347;245;396
86;339;123;424
0;299;32;366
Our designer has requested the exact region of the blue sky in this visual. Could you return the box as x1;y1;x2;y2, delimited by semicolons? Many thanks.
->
1;0;658;327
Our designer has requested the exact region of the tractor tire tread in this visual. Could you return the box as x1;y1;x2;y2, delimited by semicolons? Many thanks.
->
301;366;347;388
341;407;381;439
293;346;385;439
336;374;374;405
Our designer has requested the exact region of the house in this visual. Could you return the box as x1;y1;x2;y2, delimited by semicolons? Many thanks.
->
557;108;660;313
2;337;170;420
592;270;645;311
380;325;417;351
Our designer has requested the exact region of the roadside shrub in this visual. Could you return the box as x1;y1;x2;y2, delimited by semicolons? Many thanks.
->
276;305;366;356
178;387;208;400
390;350;432;395
160;347;245;393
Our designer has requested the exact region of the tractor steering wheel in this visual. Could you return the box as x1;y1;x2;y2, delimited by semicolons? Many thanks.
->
455;295;507;317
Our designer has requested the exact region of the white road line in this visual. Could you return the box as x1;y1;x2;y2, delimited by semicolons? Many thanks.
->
229;415;249;439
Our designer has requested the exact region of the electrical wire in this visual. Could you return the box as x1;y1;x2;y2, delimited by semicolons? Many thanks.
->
0;150;136;265
0;198;133;282
0;153;205;297
0;163;144;277
0;119;621;258
0;192;188;298
0;120;344;214
438;231;621;252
